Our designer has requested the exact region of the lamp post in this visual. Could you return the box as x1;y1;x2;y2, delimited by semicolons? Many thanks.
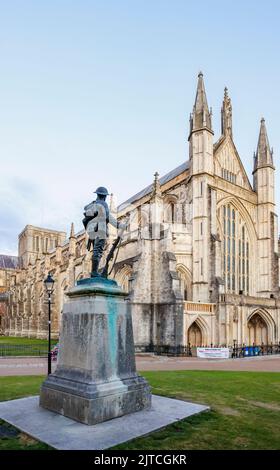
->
233;339;237;358
44;272;54;375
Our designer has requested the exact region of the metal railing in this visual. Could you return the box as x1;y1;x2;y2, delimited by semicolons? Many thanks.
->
135;342;280;358
135;344;193;356
1;341;279;358
0;343;52;357
231;342;280;358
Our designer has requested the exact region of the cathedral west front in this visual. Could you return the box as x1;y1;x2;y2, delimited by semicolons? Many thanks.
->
1;73;279;349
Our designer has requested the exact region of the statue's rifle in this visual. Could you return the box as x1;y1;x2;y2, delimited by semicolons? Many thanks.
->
101;222;127;278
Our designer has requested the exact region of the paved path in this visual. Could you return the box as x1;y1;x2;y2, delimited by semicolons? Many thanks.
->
0;354;280;376
0;357;51;376
136;354;280;372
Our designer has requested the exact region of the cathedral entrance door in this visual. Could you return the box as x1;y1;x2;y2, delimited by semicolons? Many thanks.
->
188;322;202;347
248;313;268;345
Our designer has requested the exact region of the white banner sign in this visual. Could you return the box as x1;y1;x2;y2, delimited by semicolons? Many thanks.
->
197;347;230;359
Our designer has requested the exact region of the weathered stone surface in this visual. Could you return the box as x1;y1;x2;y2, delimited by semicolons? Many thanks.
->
40;277;151;425
0;395;209;450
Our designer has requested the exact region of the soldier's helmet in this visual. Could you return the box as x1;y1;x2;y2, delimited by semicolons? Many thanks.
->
94;186;109;196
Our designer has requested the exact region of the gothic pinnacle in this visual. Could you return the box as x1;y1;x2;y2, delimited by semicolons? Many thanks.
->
189;71;213;136
253;117;274;172
109;193;116;213
153;171;161;196
221;86;232;137
70;222;75;238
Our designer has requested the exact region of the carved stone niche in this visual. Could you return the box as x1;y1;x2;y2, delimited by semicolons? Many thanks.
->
233;306;238;323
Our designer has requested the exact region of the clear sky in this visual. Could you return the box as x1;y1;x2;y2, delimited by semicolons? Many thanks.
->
0;0;279;255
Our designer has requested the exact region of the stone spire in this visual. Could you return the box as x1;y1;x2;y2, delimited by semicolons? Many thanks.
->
221;87;232;137
253;118;274;172
152;171;161;197
189;72;213;137
109;193;116;214
150;172;163;240
69;222;76;257
69;222;75;238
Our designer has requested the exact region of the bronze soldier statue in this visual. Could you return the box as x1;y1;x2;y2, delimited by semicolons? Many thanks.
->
83;186;126;278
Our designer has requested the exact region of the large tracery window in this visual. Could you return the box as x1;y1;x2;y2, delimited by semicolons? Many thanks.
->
222;204;250;295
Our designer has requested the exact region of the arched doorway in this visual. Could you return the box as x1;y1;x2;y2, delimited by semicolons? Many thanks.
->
188;322;202;347
248;313;268;345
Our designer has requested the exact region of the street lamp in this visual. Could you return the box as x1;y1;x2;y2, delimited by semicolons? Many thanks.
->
44;272;54;375
233;339;237;358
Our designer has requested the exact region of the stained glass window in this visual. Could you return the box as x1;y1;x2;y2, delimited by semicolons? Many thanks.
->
222;204;250;294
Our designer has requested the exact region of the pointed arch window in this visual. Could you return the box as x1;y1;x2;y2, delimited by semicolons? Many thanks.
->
177;266;192;301
164;201;176;224
222;204;250;295
171;203;175;223
221;168;237;184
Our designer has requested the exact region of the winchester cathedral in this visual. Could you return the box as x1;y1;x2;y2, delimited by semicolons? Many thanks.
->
0;73;279;348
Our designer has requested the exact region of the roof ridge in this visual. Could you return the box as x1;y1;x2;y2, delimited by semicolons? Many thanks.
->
118;161;189;210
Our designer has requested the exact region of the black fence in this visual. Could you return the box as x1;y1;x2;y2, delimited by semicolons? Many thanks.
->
0;343;48;357
135;342;280;358
135;344;193;356
231;343;280;358
1;341;280;358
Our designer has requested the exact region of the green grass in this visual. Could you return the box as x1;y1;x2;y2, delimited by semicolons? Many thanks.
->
0;420;50;450
0;336;57;357
0;336;57;346
0;376;49;450
0;371;280;450
0;375;45;402
115;371;280;450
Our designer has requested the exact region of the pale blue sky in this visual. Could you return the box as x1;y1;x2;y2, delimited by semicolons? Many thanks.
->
0;0;279;254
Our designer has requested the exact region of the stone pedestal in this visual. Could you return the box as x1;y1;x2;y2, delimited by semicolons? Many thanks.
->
40;278;151;425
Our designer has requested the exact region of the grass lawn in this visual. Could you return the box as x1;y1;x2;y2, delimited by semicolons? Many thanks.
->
0;336;57;346
0;371;279;450
0;336;58;357
0;376;50;450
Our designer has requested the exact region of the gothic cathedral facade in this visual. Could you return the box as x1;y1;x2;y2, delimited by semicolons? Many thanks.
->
1;73;279;348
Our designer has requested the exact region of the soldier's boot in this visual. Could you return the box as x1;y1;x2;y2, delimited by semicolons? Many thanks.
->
91;257;101;278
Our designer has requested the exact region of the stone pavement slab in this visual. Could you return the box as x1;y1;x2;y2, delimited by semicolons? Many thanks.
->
0;395;209;450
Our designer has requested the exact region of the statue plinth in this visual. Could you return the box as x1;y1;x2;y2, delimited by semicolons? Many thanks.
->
40;277;151;425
